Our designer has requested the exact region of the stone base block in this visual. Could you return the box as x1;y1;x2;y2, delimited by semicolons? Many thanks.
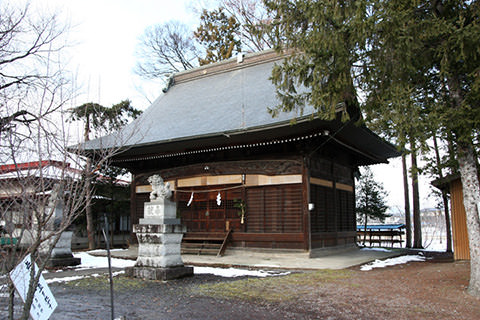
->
126;266;193;281
44;254;81;268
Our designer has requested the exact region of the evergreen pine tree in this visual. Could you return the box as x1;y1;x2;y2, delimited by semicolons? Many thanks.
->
356;168;390;245
265;0;480;297
69;100;141;249
194;8;242;65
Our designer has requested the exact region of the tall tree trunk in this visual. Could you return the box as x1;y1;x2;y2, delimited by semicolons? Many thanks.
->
447;74;480;296
457;142;480;297
402;153;412;248
432;133;452;252
85;157;95;250
441;192;452;252
410;140;423;248
83;118;96;250
363;212;368;246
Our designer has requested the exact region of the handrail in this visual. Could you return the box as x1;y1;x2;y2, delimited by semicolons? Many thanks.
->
217;229;232;257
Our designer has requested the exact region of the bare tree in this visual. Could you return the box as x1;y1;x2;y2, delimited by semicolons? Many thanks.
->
135;21;199;80
0;2;139;319
135;0;276;82
0;59;86;319
0;82;141;319
0;2;67;130
219;0;275;51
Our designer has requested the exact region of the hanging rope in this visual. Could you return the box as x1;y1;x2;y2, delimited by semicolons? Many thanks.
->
187;192;194;206
174;184;245;193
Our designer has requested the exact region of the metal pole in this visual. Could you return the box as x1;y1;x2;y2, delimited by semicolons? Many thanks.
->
102;214;115;320
8;279;14;320
477;202;480;221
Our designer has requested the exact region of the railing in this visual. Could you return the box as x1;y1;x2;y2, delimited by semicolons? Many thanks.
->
218;229;232;257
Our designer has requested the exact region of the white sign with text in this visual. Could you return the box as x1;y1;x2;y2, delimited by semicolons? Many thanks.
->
10;254;58;320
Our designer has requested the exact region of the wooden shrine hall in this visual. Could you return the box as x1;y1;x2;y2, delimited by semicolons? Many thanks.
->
83;50;400;255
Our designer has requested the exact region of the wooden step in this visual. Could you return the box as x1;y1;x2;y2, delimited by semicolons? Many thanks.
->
183;237;224;242
181;245;221;255
182;243;222;249
181;248;219;255
181;232;230;256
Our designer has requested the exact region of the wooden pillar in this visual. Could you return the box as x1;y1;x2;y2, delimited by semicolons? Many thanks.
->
302;156;311;251
130;174;137;244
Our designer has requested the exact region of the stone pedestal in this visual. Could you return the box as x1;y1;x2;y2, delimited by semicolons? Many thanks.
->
134;224;185;268
140;198;179;225
38;184;81;268
127;175;193;280
125;265;193;281
40;231;81;267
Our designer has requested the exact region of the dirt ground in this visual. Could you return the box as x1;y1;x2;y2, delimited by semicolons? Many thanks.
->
4;259;480;319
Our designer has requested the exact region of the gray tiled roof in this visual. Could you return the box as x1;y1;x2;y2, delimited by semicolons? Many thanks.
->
82;50;399;163
82;50;309;151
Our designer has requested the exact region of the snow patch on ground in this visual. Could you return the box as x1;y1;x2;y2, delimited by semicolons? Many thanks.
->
72;252;288;279
46;275;92;284
86;248;128;253
422;239;447;252
73;251;136;269
194;266;290;278
360;255;426;271
45;270;125;284
360;247;392;253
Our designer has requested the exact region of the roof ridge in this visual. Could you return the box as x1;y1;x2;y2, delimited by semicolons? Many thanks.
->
173;49;288;85
0;160;68;173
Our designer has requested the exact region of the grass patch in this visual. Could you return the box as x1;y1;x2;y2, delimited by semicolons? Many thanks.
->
192;269;352;303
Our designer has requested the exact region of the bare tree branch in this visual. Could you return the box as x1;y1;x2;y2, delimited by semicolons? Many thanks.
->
135;21;199;80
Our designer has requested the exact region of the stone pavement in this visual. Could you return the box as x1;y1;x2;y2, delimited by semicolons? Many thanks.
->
90;245;409;270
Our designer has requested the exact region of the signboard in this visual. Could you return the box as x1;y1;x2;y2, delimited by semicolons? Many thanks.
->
9;254;58;320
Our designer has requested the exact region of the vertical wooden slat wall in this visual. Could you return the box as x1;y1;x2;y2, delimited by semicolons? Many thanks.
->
245;184;303;233
450;179;470;260
177;187;242;233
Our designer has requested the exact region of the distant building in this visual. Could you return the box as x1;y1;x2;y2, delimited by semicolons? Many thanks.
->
0;161;76;233
0;160;130;248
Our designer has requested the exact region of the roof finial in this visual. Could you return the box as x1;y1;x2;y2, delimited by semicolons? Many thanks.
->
162;75;175;93
237;52;245;63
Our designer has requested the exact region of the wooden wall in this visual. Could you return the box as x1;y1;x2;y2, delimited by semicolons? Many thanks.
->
309;181;356;248
131;155;357;251
308;156;356;249
132;159;308;250
450;179;470;260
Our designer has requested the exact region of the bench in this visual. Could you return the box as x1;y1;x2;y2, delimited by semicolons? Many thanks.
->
0;237;18;246
357;225;405;248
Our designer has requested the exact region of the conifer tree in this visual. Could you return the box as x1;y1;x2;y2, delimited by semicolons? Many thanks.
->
194;8;242;65
69;100;141;249
265;0;480;296
356;168;390;246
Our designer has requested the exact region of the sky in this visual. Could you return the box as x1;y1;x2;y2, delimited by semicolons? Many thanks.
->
33;0;200;110
22;0;438;211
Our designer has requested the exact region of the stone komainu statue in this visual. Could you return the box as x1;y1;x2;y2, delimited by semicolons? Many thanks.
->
148;175;172;200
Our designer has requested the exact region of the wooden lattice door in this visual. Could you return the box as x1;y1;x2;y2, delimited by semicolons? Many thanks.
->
177;187;242;232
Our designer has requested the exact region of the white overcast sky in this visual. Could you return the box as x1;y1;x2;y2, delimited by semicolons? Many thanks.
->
22;0;437;211
32;0;201;110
